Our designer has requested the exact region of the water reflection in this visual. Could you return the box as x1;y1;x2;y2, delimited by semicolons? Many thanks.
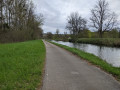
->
52;40;120;67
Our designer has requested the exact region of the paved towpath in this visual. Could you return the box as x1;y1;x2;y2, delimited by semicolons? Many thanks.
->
41;41;120;90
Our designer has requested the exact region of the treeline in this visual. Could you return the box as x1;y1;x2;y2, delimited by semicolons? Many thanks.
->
76;29;120;38
66;0;120;40
45;29;120;42
45;29;69;41
77;38;120;47
0;0;43;43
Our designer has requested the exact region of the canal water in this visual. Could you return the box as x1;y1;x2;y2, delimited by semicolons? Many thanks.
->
52;40;120;67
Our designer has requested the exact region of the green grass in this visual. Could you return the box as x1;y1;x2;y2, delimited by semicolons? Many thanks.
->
49;41;120;81
77;38;120;47
0;40;46;90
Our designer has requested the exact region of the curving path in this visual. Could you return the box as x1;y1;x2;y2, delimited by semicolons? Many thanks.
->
41;41;120;90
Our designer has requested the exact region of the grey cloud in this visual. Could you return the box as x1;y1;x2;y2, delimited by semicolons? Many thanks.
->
33;0;120;33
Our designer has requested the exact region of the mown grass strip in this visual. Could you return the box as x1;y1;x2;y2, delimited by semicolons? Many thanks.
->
77;38;120;47
49;41;120;81
0;40;46;90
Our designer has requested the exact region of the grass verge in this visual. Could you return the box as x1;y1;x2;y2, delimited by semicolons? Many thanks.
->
49;41;120;81
0;40;46;90
77;38;120;47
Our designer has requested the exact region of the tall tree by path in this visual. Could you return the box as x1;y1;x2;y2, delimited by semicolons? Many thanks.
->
90;0;117;38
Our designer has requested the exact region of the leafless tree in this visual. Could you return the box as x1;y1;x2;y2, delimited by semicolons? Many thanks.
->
0;0;4;31
66;12;87;39
90;0;117;38
56;29;59;35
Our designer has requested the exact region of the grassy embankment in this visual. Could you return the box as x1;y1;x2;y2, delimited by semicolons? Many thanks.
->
49;41;120;81
0;40;46;90
76;38;120;47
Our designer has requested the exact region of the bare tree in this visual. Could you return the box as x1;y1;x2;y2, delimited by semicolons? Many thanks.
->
0;0;4;31
55;29;60;39
66;12;87;39
56;29;59;35
90;0;117;38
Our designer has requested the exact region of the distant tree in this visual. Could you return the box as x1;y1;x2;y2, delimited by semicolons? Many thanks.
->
66;12;87;40
62;32;69;41
116;28;120;38
90;0;117;38
56;29;59;35
64;32;68;38
78;29;91;38
84;30;91;38
109;29;119;38
119;30;120;38
46;32;53;39
55;29;60;39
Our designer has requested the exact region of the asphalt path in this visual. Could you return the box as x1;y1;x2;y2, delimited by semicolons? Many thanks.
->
41;41;120;90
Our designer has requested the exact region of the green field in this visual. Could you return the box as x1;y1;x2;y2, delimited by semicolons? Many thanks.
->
50;41;120;81
77;38;120;47
0;40;46;90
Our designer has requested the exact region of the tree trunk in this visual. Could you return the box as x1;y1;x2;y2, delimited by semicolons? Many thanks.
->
0;0;3;31
99;30;103;38
119;30;120;38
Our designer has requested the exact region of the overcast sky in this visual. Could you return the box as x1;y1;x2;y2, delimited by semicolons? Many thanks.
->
32;0;120;34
